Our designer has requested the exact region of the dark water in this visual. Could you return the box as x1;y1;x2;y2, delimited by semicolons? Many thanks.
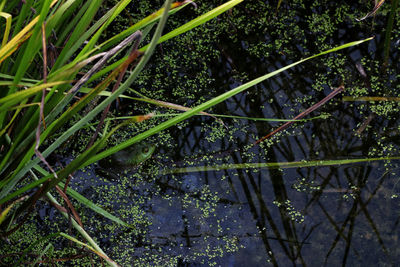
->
138;1;400;266
26;1;400;266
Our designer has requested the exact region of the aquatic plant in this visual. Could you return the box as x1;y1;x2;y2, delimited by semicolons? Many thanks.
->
0;0;387;265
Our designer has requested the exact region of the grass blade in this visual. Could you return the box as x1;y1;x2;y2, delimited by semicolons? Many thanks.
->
86;37;374;166
0;11;11;48
163;156;400;174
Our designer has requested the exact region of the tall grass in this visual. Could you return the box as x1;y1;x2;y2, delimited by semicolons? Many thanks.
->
0;0;373;264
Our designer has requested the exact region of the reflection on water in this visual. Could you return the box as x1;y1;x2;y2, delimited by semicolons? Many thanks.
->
29;1;400;265
144;1;400;265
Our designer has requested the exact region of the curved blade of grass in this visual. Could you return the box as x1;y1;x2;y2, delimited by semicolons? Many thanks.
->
58;112;326;136
163;156;400;174
85;37;374;166
79;88;328;123
128;96;225;125
0;7;37;62
0;11;11;48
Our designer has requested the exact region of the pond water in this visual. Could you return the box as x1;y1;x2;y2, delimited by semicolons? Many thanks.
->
19;1;400;266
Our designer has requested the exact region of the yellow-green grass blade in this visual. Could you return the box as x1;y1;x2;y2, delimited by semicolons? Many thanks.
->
0;0;5;12
0;81;68;112
0;11;11;48
0;15;35;63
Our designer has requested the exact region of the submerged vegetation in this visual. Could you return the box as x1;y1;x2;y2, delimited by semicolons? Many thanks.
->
0;0;399;265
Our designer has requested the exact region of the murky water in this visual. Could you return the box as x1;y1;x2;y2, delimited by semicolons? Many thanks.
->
136;2;400;265
25;1;400;266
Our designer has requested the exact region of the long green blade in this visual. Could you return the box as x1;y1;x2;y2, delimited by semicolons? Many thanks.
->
86;37;374;166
